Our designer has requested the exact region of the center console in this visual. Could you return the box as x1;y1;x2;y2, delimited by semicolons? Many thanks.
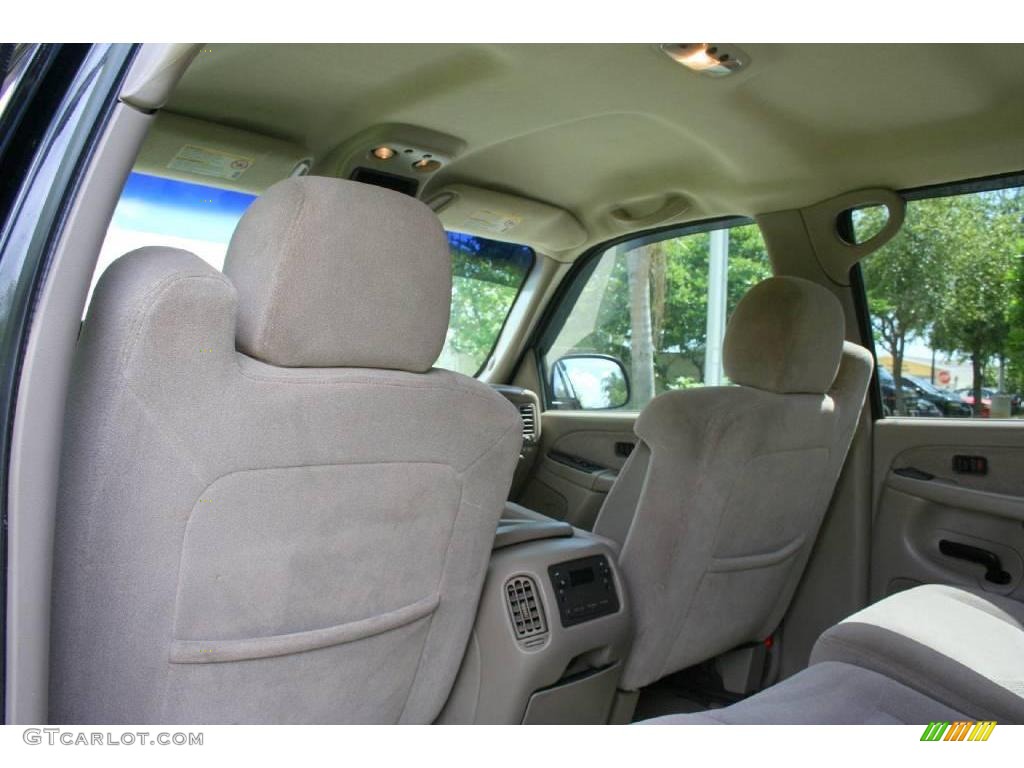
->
438;504;632;724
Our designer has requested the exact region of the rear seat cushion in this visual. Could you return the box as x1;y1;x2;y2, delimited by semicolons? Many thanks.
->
641;662;966;725
811;584;1024;723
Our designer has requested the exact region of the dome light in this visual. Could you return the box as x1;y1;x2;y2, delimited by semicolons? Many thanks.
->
661;43;748;77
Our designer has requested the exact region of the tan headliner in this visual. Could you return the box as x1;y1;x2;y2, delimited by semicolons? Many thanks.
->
167;43;1024;250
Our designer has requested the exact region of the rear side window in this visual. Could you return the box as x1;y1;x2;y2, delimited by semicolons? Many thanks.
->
92;172;534;377
859;181;1024;418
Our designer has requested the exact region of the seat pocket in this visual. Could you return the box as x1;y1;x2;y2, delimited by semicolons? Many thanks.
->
170;594;439;664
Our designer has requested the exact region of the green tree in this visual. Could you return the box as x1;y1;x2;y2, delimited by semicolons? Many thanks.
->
1000;194;1024;396
442;234;532;375
653;223;770;389
861;202;950;415
931;190;1023;413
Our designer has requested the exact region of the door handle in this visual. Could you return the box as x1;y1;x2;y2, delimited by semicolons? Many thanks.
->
548;450;605;474
893;466;934;481
939;539;1012;585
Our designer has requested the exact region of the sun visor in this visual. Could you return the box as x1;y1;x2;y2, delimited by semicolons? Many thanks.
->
428;184;587;258
134;112;312;194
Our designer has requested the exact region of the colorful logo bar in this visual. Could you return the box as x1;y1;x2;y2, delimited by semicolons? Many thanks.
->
921;721;997;741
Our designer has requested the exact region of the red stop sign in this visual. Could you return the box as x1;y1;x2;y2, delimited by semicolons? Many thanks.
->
938;370;951;385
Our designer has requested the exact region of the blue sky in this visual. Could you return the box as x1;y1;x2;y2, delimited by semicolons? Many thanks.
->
111;172;256;244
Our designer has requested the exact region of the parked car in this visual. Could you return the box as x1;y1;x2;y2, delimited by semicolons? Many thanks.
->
954;387;1022;417
955;387;993;417
878;368;944;417
902;375;973;417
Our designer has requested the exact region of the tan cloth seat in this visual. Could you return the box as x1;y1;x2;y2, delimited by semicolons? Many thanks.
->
811;584;1024;722
648;584;1024;724
593;276;873;691
640;661;966;725
49;177;522;723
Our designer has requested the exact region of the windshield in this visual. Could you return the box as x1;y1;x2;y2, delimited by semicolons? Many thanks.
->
94;172;534;376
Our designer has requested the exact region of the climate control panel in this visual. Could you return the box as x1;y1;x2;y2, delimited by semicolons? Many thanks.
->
548;554;619;627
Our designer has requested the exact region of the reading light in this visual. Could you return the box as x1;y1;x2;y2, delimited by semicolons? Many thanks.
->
660;43;748;77
371;146;396;160
412;158;442;172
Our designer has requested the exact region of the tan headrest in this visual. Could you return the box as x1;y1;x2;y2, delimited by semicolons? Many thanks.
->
723;276;844;394
223;177;451;371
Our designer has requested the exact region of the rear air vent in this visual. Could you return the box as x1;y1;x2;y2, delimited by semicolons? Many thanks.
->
519;403;537;441
505;576;547;641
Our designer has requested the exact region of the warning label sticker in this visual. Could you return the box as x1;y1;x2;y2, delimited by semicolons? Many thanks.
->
463;209;523;234
167;145;254;181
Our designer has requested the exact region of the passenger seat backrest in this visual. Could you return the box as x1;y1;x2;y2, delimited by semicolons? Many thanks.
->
594;276;873;691
50;177;522;723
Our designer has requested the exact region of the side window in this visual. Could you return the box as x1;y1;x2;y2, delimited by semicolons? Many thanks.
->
93;172;534;377
540;220;771;410
860;183;1024;418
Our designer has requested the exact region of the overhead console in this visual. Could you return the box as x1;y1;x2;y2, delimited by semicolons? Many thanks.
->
317;123;589;256
318;123;465;199
440;505;631;724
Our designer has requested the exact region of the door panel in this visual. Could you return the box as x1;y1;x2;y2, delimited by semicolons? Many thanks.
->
514;411;637;530
872;419;1024;603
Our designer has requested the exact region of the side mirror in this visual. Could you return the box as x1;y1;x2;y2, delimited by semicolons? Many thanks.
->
550;354;630;410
